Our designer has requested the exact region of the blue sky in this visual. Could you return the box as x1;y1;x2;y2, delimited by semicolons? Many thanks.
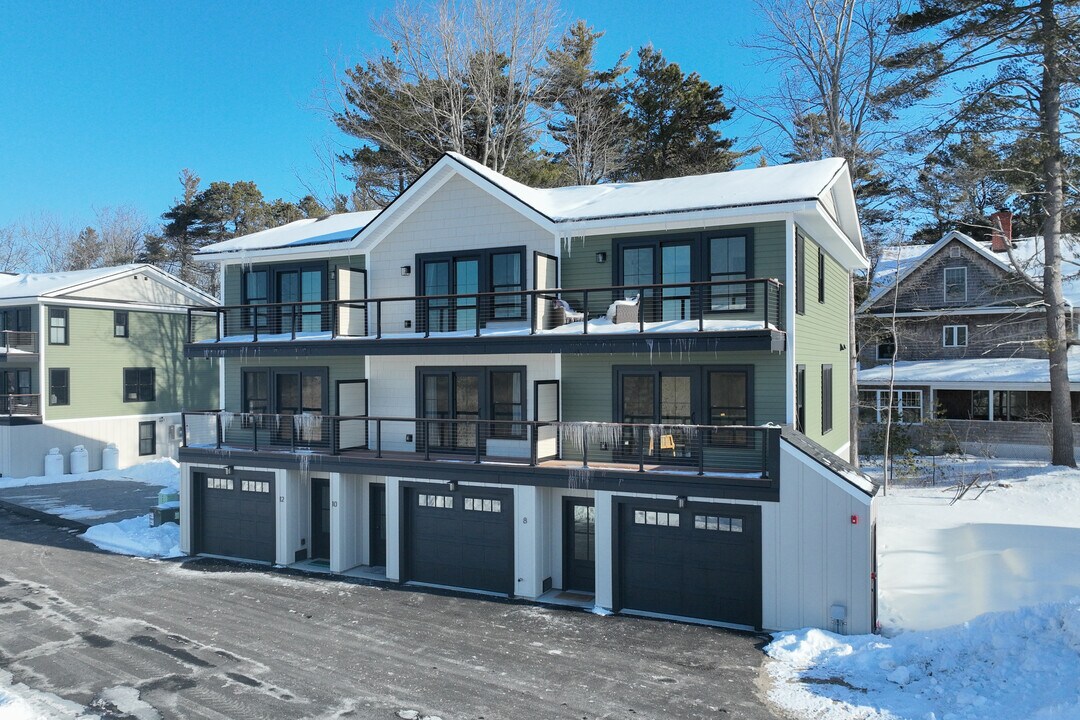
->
0;1;767;230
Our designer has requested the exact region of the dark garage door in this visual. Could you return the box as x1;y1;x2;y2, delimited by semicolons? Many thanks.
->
404;485;513;595
195;471;276;563
618;501;761;628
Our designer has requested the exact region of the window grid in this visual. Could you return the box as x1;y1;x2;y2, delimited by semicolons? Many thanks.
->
944;267;968;303
633;510;681;527
114;311;129;338
943;325;968;347
206;477;234;490
48;308;68;345
241;480;270;493
464;497;502;513
123;368;156;402
418;493;453;509
875;390;923;424
694;515;744;532
138;421;156;456
49;368;69;406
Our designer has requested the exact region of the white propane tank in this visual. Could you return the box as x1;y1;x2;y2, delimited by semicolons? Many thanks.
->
44;448;64;477
69;445;89;475
101;442;120;471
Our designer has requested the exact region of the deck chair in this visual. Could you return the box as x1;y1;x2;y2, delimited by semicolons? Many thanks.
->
648;433;677;456
553;297;585;324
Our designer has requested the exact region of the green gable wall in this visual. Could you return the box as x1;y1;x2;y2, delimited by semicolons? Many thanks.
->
793;228;851;452
44;306;218;420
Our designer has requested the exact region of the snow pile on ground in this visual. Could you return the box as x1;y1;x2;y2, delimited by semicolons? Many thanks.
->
81;514;181;558
0;668;90;719
766;599;1080;720
0;457;179;491
873;458;1080;631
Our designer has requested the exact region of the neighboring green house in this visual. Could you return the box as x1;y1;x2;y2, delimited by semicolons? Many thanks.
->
0;264;219;477
180;153;879;634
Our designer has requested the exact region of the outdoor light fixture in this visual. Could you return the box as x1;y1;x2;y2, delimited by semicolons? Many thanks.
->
448;481;458;492
677;496;687;508
223;465;234;476
595;252;607;264
400;265;412;276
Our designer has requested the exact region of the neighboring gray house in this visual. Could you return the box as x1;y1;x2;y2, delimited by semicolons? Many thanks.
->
857;214;1080;459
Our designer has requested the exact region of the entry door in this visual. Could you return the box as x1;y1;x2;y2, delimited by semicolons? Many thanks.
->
619;370;696;460
421;256;480;333
370;484;386;567
563;498;595;593
275;371;325;444
311;478;331;560
421;370;482;452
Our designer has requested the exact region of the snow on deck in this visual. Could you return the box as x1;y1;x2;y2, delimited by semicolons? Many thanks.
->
197;317;778;344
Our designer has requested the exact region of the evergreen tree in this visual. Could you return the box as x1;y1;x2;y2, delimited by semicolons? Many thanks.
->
623;45;742;181
541;21;630;185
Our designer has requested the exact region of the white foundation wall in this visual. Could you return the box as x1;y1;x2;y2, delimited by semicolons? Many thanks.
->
331;473;385;572
0;414;181;478
277;470;312;565
765;442;876;635
542;487;595;591
366;173;559;331
366;354;559;454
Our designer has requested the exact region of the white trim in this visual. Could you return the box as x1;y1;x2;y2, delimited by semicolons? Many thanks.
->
37;298;198;314
859;305;1044;318
785;216;796;426
37;303;47;422
942;324;968;347
45;411;181;424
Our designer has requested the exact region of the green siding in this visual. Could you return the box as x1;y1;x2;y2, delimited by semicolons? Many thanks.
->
559;222;787;290
561;351;787;425
223;255;367;306
44;306;218;420
224;355;366;415
793;229;852;452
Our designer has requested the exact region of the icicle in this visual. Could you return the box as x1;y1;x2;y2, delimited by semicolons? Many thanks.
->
558;422;622;452
219;411;235;433
293;412;323;443
568;465;592;490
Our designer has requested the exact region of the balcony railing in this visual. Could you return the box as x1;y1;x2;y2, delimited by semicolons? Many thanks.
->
186;278;784;345
0;330;37;355
181;411;780;479
1;394;41;417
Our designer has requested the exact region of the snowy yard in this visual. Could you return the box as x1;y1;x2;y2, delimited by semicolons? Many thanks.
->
767;458;1080;719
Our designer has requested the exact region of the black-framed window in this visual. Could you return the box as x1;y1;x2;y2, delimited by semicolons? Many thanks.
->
822;364;833;434
49;368;69;406
876;334;896;361
944;266;967;303
242;269;269;329
795;233;806;316
795;364;806;433
417;247;526;332
1;369;31;396
242;369;270;426
709;234;749;311
114;311;129;338
123;367;155;402
490;369;524;438
0;307;31;333
138;421;156;456
417;366;527;450
48;308;68;345
817;248;826;304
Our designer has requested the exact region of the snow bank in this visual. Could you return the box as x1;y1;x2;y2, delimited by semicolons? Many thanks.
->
0;668;90;719
81;514;181;558
0;457;179;491
765;600;1080;720
876;460;1080;631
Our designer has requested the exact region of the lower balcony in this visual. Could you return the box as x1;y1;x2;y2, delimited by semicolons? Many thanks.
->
179;412;781;500
1;394;41;424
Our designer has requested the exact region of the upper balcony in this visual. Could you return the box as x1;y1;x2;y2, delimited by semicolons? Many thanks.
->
0;331;38;362
0;393;41;424
185;278;785;358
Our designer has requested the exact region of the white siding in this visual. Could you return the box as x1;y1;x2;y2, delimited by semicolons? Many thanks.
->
366;174;558;331
66;273;197;305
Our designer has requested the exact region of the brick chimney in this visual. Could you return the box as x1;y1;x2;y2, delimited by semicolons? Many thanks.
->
990;210;1013;252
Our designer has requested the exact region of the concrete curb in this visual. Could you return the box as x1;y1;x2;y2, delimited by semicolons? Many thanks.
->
0;500;90;532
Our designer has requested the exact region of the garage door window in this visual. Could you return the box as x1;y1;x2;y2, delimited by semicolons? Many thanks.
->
465;497;502;512
633;510;680;527
241;480;270;493
418;493;453;508
694;514;743;532
206;477;234;490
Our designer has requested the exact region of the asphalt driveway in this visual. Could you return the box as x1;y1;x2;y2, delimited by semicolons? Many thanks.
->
0;507;785;719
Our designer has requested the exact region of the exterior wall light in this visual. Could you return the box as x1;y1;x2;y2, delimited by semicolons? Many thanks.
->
677;496;687;508
595;252;607;264
448;481;458;492
401;265;412;276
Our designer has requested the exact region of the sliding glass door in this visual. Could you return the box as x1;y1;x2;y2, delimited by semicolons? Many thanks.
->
421;370;482;451
620;239;693;323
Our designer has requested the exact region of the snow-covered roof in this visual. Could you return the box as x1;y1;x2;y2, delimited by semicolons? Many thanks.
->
862;230;1080;311
859;349;1080;388
197;153;866;268
445;152;849;223
0;264;215;305
194;210;380;255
